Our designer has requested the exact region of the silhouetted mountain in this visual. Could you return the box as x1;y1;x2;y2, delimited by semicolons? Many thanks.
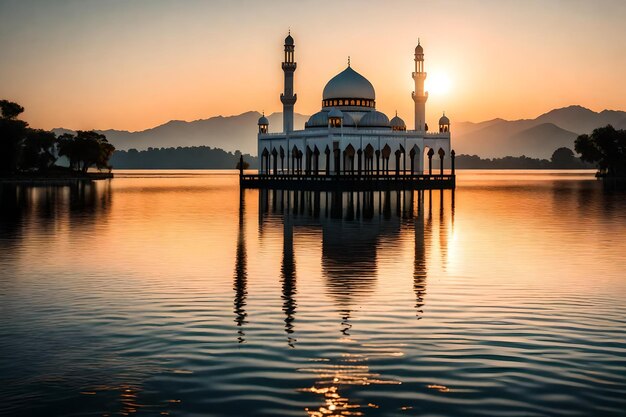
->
53;112;308;155
53;106;626;159
535;106;626;134
454;106;626;158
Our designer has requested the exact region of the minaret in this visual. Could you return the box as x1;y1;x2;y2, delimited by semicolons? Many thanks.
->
281;31;297;133
412;39;428;131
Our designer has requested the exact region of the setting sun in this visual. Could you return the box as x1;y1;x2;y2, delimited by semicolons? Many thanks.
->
426;72;452;96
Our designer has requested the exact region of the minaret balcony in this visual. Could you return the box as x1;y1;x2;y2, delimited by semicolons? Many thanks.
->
412;91;428;102
282;62;297;71
280;93;297;105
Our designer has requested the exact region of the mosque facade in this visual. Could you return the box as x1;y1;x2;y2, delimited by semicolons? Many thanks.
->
256;33;451;176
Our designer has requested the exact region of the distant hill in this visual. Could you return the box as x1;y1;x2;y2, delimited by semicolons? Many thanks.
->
454;105;626;158
53;112;309;155
54;105;626;159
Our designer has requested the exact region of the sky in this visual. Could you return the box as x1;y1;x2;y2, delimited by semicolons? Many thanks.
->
1;0;625;131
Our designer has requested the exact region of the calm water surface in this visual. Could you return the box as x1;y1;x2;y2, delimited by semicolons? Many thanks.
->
1;170;625;417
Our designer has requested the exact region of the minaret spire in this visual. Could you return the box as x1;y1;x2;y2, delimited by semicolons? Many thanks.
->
412;38;428;131
281;31;297;133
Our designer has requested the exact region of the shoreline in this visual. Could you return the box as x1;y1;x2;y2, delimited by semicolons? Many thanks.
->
0;172;113;185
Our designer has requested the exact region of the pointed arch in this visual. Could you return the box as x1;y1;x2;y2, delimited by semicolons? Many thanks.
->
291;145;299;174
381;144;391;158
261;148;269;174
410;144;421;175
364;144;374;174
312;146;320;175
438;148;446;176
343;144;356;174
305;146;313;175
425;147;435;176
381;144;392;174
271;148;278;175
279;146;285;173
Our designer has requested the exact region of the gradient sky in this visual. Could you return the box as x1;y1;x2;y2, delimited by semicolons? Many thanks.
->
1;0;625;131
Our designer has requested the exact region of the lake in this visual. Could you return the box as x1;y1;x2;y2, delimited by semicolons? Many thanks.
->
1;170;625;417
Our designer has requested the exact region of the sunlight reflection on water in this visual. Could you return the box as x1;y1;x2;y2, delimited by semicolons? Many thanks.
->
1;170;625;417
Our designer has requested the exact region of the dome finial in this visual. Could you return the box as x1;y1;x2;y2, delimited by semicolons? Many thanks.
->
348;56;350;67
288;27;290;35
395;110;398;117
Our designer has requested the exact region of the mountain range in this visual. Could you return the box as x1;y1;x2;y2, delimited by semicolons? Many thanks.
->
53;105;626;159
453;106;626;157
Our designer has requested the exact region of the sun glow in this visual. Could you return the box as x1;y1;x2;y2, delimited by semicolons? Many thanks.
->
426;73;452;95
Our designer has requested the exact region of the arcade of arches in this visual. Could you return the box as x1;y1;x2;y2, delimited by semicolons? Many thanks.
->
259;143;452;176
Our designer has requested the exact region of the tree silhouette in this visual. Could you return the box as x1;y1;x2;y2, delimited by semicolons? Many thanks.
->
21;129;57;171
58;131;115;173
0;100;25;120
0;100;29;174
550;147;576;169
575;125;626;177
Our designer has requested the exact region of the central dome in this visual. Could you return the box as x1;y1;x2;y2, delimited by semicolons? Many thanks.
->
322;66;375;101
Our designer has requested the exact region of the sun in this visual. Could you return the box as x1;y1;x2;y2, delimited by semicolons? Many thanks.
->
426;72;452;95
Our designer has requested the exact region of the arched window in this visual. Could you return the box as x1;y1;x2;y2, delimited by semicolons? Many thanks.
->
350;99;355;105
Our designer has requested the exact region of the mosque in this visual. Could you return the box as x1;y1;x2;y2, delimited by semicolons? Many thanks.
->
247;32;455;189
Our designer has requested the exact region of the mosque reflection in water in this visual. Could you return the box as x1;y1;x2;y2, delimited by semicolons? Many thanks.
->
234;188;454;417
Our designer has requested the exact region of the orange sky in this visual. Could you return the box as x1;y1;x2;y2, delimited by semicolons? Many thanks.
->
1;0;625;131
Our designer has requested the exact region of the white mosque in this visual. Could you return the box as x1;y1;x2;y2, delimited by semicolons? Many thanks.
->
257;33;452;176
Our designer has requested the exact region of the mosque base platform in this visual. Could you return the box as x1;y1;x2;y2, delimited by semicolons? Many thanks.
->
240;173;455;191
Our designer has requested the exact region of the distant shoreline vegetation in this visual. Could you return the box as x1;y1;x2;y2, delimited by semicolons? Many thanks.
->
111;146;592;170
453;147;594;169
111;147;258;169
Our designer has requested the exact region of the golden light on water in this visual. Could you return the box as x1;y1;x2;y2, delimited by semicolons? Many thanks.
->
3;172;626;416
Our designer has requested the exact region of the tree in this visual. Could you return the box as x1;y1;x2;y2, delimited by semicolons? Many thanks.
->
0;99;29;174
550;147;576;168
575;125;626;177
0;100;25;120
21;129;57;171
58;130;116;173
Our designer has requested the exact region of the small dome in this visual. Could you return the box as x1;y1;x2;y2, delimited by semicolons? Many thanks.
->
306;111;328;128
439;113;450;125
359;111;390;128
415;42;423;55
285;34;294;46
323;66;375;101
328;107;343;118
390;113;406;128
258;114;269;125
